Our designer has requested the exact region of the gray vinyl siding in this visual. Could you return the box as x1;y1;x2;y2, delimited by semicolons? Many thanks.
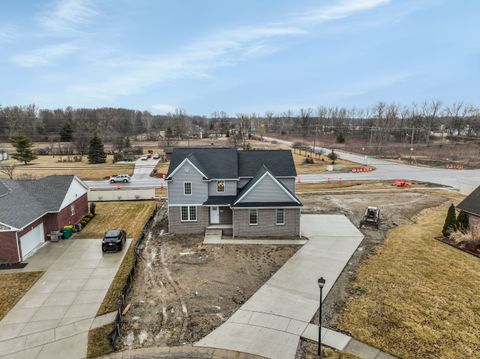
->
208;180;237;196
239;174;294;203
168;206;209;234
279;178;295;193
168;161;208;205
233;208;300;237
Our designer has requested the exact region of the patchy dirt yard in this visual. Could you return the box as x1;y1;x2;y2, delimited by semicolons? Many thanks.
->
117;215;299;350
298;190;449;328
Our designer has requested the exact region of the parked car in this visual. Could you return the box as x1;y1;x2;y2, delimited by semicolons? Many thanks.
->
110;174;131;183
140;155;148;160
153;154;160;159
102;230;126;252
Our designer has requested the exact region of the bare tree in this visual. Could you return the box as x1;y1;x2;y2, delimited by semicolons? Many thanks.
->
0;164;16;179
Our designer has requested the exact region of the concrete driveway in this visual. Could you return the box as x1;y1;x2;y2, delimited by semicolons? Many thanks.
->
0;238;130;359
196;214;364;359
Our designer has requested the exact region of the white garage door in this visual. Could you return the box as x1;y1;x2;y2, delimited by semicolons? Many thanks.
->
20;223;45;260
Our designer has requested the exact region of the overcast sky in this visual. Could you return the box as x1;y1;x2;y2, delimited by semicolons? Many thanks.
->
0;0;479;115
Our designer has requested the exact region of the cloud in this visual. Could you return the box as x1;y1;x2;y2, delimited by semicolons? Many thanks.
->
294;0;391;25
0;25;17;43
38;0;98;34
11;43;78;67
67;24;306;101
151;103;178;114
56;0;390;103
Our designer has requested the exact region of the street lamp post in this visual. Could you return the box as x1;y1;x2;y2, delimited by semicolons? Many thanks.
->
317;277;326;357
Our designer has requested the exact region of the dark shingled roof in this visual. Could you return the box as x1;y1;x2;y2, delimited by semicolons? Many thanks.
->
0;175;76;229
167;148;297;179
167;148;238;179
457;186;480;216
238;150;297;177
203;196;238;206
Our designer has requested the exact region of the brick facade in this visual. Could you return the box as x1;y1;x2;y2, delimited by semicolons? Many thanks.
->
168;206;209;235
0;231;19;263
233;208;300;237
0;193;88;263
469;214;480;230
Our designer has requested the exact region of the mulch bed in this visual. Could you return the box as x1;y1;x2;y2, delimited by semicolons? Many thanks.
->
435;236;480;259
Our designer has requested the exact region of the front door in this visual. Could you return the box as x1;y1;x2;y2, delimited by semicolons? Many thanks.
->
210;206;220;224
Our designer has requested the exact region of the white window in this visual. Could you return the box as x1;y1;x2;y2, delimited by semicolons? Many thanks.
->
181;206;197;222
217;180;225;193
184;182;192;195
189;206;197;221
276;208;285;225
70;204;76;216
249;209;258;225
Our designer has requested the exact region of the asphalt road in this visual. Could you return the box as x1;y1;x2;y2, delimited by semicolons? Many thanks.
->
263;136;480;190
84;141;480;191
84;158;166;189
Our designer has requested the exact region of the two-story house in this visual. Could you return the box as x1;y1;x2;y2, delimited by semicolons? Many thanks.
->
166;147;302;237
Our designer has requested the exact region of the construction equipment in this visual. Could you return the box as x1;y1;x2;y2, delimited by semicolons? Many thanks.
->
360;207;381;229
393;179;412;187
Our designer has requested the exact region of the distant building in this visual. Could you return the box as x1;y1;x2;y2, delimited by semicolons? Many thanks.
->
0;150;7;161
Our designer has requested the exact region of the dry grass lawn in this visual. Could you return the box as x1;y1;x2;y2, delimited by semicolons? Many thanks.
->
0;272;44;320
76;201;157;240
76;201;157;317
336;198;480;358
87;323;115;358
1;155;134;180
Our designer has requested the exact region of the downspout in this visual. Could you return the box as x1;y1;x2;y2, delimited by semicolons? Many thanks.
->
16;231;22;262
232;207;235;239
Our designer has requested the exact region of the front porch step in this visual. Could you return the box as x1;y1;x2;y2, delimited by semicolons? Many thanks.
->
207;224;233;230
204;229;223;243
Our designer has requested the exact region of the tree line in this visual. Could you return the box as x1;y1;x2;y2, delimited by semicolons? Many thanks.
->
1;101;480;150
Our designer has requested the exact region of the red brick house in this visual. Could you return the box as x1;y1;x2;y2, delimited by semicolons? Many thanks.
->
0;175;89;263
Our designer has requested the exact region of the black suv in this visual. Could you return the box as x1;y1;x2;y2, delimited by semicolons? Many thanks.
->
102;230;126;252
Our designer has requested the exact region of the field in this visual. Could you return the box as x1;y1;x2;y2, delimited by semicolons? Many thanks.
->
0;155;134;180
270;133;480;169
333;196;480;358
0;272;44;320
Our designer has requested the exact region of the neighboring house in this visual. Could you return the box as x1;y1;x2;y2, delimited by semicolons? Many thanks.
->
457;185;480;230
166;148;302;237
0;175;89;263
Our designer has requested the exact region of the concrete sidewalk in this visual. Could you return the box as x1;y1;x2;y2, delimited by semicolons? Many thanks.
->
0;238;130;359
196;214;364;359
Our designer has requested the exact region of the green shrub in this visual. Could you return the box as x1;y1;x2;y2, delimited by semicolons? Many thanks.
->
456;210;469;232
442;204;457;237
